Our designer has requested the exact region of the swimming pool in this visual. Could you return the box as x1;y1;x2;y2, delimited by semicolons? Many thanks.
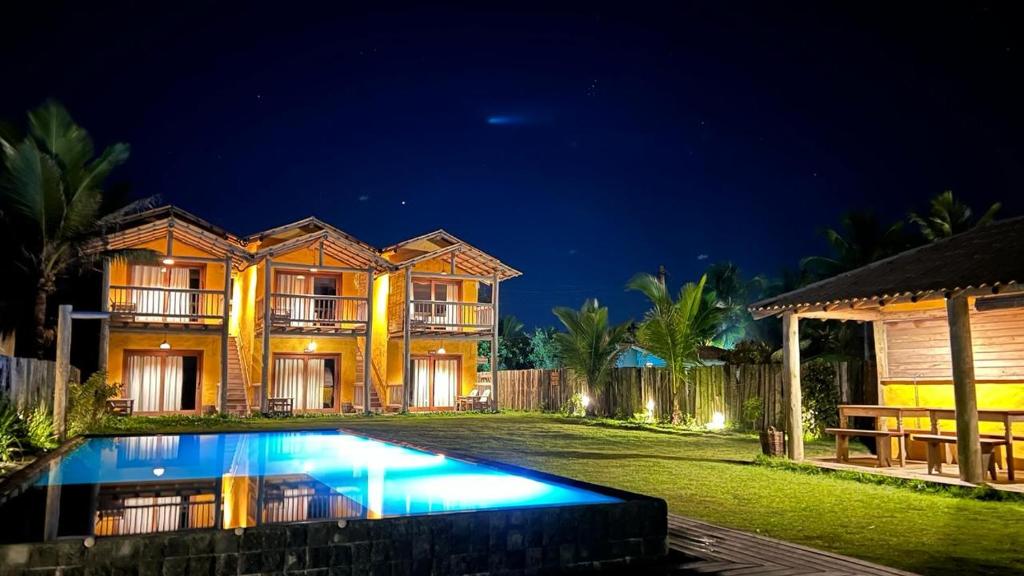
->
0;430;666;574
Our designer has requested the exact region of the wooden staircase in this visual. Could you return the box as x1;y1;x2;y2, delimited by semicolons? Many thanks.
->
224;336;249;416
355;337;387;411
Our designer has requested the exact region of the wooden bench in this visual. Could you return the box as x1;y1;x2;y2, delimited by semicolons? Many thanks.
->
912;434;1007;481
267;397;294;417
824;428;907;467
106;398;134;417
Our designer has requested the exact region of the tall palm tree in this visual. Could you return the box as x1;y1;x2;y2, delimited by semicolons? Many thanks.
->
704;261;767;348
552;299;628;399
627;273;722;421
909;190;1001;242
0;100;146;356
800;211;908;280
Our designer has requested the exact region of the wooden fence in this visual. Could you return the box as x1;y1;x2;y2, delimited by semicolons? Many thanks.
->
0;355;80;412
496;361;865;429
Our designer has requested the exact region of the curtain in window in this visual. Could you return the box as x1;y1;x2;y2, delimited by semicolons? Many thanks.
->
305;358;326;410
162;356;183;410
165;268;190;322
132;265;165;321
273;357;305;405
433;359;457;408
120;435;180;461
276;274;310;326
119;496;182;534
127;355;185;412
411;358;431;408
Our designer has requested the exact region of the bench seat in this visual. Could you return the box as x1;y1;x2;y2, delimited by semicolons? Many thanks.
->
911;434;1007;481
825;428;907;467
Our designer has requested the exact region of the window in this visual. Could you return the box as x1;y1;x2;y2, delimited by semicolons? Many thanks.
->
410;355;460;409
411;280;459;324
272;356;338;410
275;272;342;325
124;351;201;413
130;265;203;321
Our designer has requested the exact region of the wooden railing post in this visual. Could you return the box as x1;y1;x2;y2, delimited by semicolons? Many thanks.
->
220;257;231;413
402;270;412;412
260;259;273;413
53;305;72;440
363;266;374;415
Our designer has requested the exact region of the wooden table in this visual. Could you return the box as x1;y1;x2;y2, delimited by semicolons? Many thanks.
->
836;405;934;467
928;409;1024;482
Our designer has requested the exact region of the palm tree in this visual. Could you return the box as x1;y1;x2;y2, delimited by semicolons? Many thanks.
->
0;100;145;356
552;299;629;402
627;273;722;421
800;211;908;280
704;262;768;348
909;190;1001;242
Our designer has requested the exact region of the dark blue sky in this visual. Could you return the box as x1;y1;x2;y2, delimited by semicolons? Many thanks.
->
4;2;1022;327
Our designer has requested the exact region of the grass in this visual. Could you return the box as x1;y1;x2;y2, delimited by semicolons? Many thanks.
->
92;412;1024;576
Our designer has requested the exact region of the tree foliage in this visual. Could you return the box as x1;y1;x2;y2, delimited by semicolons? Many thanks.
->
909;190;1001;242
552;299;628;392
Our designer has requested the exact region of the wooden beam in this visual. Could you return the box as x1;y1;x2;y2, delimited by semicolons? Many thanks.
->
871;321;888;406
492;272;500;412
220;258;231;414
53;305;72;440
782;312;803;461
410;271;493;282
402;269;412;413
363;266;374;416
98;259;110;372
946;294;983;483
260;259;273;413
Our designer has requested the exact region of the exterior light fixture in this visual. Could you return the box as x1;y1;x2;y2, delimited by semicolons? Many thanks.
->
707;411;726;431
581;394;591;409
159;338;171;350
296;275;305;280
304;340;317;353
646;399;655;412
309;267;319;273
437;346;446;355
152;466;166;477
162;258;175;265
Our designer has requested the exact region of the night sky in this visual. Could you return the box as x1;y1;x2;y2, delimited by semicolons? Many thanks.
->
4;2;1022;328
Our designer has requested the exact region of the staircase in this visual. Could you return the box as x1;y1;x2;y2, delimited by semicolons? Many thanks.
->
224;336;249;416
355;338;386;411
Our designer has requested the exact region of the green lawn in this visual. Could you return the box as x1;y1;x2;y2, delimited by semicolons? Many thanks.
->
94;413;1024;576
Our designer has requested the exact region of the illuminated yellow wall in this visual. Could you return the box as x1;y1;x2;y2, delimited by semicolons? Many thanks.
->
385;338;480;397
370;274;391;387
883;382;1024;468
108;237;228;292
268;336;358;408
107;332;223;410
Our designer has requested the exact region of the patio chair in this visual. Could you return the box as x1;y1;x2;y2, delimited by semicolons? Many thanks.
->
457;389;480;411
475;389;491;410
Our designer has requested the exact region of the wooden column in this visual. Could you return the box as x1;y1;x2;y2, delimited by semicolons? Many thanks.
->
98;258;111;372
782;312;803;460
491;273;500;412
53;305;72;440
220;258;231;413
402;269;412;412
363;266;374;415
260;259;273;413
946;294;983;483
871;321;888;405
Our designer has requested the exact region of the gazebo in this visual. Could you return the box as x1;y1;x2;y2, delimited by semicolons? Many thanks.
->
750;216;1024;483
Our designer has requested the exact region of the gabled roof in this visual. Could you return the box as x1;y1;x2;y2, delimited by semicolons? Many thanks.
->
83;205;250;268
383;229;522;280
749;216;1024;318
245;216;378;253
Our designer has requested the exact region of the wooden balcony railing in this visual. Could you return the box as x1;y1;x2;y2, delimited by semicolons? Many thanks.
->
408;300;494;331
95;496;217;536
258;293;368;331
108;285;225;324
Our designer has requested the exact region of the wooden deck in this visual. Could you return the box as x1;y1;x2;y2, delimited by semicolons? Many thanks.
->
809;456;1024;494
666;514;918;576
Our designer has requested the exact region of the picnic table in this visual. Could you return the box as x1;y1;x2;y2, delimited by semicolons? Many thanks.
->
828;405;933;467
923;409;1024;482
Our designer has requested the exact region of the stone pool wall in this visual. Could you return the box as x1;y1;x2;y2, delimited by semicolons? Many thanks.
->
0;499;667;575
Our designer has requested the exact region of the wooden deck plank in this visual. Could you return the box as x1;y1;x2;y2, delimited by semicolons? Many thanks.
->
667;514;919;576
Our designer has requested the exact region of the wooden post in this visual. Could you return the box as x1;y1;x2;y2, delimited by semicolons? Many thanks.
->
491;272;500;412
98;258;111;372
260;259;273;413
782;312;803;460
402;269;412;412
220;258;231;413
53;305;72;440
946;294;983;483
871;321;888;406
363;266;374;415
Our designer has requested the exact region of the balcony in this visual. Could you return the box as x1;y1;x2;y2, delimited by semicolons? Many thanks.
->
407;300;494;334
257;293;368;335
108;285;225;326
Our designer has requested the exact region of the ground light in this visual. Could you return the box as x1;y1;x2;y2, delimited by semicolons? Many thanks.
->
707;411;727;431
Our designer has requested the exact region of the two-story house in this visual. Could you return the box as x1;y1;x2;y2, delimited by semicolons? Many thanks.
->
86;206;519;416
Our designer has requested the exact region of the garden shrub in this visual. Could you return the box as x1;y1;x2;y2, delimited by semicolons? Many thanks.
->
801;359;839;438
0;401;23;463
24;404;58;450
561;393;586;417
67;371;120;436
741;396;763;431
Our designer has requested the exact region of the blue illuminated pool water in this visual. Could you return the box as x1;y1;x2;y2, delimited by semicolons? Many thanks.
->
0;430;618;542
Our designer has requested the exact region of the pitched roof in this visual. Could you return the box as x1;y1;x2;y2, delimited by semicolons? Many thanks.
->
383;230;522;280
749;216;1024;318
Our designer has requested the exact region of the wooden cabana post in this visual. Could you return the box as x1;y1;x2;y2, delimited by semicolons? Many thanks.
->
946;294;983;483
782;311;804;461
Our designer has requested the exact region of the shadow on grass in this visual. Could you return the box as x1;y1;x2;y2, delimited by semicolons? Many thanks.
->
516;448;750;465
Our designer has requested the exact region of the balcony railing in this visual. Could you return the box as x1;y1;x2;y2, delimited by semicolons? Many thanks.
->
95;496;217;536
258;293;368;331
408;300;494;331
108;285;225;324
